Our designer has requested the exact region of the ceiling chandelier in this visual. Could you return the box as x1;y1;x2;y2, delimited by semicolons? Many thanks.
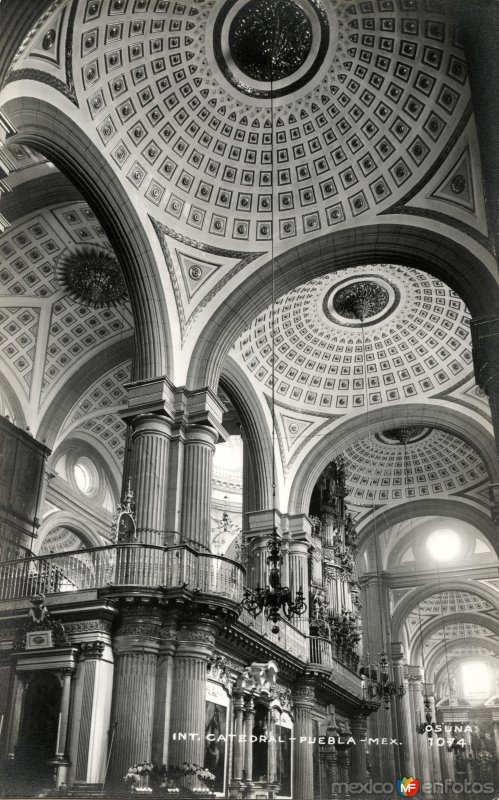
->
351;291;406;712
240;20;306;635
362;650;406;710
241;526;306;633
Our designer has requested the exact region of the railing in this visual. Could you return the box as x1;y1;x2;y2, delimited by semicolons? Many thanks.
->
309;636;334;669
309;636;360;674
238;608;309;661
0;544;245;603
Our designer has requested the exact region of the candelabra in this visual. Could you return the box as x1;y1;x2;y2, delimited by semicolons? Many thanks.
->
361;649;406;710
241;526;306;633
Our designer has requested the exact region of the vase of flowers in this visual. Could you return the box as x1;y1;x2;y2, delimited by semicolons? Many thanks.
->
159;763;215;795
124;761;154;792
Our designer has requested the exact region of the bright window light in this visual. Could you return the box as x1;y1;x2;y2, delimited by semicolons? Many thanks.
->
461;662;491;697
426;529;462;561
74;458;97;494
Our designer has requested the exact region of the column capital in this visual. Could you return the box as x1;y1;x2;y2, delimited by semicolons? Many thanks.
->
121;376;176;421
173;386;228;442
292;682;316;707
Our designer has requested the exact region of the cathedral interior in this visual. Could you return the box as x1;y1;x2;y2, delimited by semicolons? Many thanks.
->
0;0;499;798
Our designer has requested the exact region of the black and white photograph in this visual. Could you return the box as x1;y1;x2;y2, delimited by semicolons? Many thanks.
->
0;1;498;799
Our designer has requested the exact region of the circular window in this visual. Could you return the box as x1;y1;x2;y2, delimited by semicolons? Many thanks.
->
426;529;462;562
73;458;98;496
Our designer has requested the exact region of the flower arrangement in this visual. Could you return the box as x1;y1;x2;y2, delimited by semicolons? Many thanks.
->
124;761;154;792
159;763;215;795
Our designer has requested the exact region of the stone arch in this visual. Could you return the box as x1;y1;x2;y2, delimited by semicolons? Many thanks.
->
288;403;498;517
356;502;499;566
391;579;499;644
410;612;499;666
0;369;27;429
35;511;103;554
220;356;275;511
429;639;499;687
37;339;133;451
187;223;499;389
1;97;173;383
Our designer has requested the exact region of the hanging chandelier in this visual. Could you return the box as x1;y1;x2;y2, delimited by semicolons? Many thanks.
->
416;694;436;736
241;526;306;633
362;649;406;710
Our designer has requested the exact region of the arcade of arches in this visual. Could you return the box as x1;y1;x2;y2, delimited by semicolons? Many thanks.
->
0;1;498;798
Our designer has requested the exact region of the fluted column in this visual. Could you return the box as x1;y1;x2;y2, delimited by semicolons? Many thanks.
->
152;623;177;767
6;673;26;760
169;617;217;788
180;425;217;552
407;667;431;789
130;412;172;546
288;515;312;634
350;714;368;787
56;668;74;758
244;698;255;781
441;711;456;783
232;695;245;782
392;645;413;776
492;712;499;786
246;510;282;589
107;605;161;784
292;683;315;800
424;684;442;783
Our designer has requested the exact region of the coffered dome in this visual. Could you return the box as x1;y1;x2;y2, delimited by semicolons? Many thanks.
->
235;263;472;412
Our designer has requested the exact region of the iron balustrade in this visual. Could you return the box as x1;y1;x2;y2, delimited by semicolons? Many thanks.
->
0;544;245;603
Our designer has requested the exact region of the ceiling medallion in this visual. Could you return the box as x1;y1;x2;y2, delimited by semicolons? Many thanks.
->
376;426;431;446
333;281;390;322
229;0;312;82
324;275;400;328
56;246;127;307
213;0;329;100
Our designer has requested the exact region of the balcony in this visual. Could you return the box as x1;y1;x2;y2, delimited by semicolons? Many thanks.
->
0;544;245;604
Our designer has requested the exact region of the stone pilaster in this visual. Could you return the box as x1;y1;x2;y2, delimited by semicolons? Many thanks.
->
292;683;315;800
107;604;161;784
168;616;217;789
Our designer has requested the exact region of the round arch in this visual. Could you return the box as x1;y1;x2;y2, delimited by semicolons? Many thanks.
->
37;339;133;450
356;502;499;566
0;369;27;429
220;356;275;510
391;579;499;644
1;96;173;383
187;223;499;389
430;640;499;687
35;511;104;554
410;611;499;666
288;403;498;517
